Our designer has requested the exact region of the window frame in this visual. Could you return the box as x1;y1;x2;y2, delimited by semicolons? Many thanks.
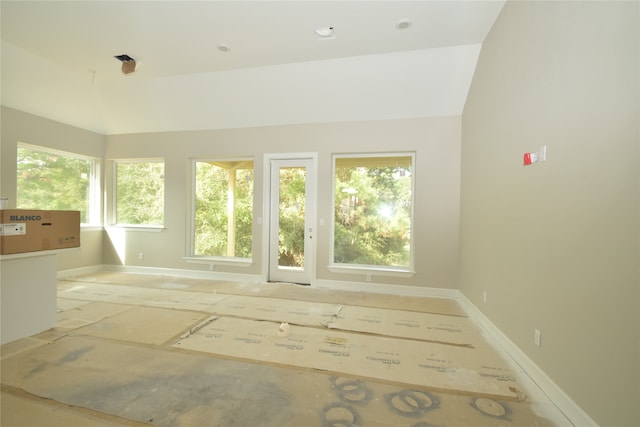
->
184;157;255;266
16;142;101;227
329;152;416;277
110;158;165;229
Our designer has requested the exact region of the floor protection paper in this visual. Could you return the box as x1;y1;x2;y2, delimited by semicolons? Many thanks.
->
1;334;555;427
173;316;521;400
60;283;481;347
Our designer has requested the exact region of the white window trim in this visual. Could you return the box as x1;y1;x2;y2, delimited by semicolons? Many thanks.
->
183;256;253;268
105;225;165;232
330;151;416;273
81;226;104;232
327;264;415;277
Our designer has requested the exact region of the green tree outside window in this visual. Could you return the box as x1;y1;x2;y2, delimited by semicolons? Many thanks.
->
17;145;94;224
115;161;164;225
334;155;413;268
193;160;253;258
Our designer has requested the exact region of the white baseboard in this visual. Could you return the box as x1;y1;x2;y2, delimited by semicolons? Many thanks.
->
457;292;598;427
57;264;109;279
60;266;458;299
313;278;459;299
59;264;263;283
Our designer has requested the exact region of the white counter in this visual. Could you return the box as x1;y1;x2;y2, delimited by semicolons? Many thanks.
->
1;248;77;344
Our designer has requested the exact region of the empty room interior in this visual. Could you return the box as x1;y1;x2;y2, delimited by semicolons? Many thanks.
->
1;1;638;427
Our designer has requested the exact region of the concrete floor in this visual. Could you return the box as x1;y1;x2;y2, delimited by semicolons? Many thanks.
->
1;272;571;427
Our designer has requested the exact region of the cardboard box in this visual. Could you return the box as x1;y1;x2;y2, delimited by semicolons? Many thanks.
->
0;210;80;255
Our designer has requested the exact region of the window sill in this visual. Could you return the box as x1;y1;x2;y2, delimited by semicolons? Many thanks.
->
105;225;165;232
80;225;103;232
183;256;253;268
327;264;415;278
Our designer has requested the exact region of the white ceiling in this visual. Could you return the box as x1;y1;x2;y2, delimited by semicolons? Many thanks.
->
1;1;505;135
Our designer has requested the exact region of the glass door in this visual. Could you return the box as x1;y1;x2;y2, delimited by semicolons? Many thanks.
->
268;158;315;284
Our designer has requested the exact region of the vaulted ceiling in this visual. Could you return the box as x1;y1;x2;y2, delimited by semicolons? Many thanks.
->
1;1;505;135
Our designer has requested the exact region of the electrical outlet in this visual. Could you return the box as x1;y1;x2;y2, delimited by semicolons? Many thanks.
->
138;252;144;260
534;329;542;347
366;274;372;282
483;291;487;303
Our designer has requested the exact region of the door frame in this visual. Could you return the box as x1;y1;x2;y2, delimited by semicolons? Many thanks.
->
262;152;318;284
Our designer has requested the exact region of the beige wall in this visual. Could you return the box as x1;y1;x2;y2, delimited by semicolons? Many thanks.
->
2;104;461;289
1;106;105;272
460;2;639;426
104;116;462;288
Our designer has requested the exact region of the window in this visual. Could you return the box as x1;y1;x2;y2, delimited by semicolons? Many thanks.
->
332;153;414;271
192;159;253;259
16;144;99;225
114;160;164;226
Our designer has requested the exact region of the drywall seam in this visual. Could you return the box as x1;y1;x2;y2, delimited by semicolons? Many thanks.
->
457;291;598;427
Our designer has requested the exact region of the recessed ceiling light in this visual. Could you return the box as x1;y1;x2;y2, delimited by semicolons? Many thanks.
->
396;19;412;30
217;43;231;52
314;26;335;40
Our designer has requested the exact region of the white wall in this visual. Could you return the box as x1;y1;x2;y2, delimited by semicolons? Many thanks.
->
460;2;639;426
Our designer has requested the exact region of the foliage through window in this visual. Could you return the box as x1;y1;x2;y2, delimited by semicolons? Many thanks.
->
278;166;306;268
193;160;253;259
115;160;164;226
16;144;97;224
333;154;414;269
